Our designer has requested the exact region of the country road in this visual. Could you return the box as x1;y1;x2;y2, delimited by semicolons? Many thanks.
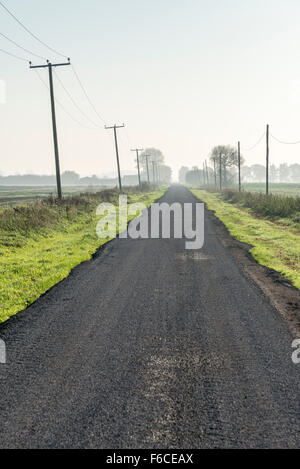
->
0;185;299;449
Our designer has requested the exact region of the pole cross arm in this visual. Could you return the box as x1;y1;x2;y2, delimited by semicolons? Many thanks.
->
29;59;71;69
105;124;125;130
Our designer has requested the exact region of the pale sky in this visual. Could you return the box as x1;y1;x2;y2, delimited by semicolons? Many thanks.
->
1;0;300;179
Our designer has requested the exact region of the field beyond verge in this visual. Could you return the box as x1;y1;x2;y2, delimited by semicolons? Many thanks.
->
0;187;166;323
191;189;300;291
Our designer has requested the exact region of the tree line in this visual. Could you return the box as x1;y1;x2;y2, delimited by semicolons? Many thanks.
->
179;144;300;186
0;148;172;186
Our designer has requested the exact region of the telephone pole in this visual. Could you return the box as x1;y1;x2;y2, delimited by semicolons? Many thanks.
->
131;148;143;188
219;153;222;191
205;160;209;185
152;161;156;184
238;141;241;192
144;154;150;184
266;124;269;195
30;59;71;199
213;158;217;187
105;124;125;191
156;163;160;184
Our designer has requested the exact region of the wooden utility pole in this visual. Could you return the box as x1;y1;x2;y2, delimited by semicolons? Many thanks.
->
156;163;159;184
152;161;156;184
266;124;269;195
131;148;143;188
30;59;71;199
145;154;150;184
219;153;222;191
238;141;241;192
205;160;209;185
213;158;217;187
105;124;125;191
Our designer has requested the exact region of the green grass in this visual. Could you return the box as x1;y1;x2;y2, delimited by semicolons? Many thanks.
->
0;185;108;206
243;183;300;196
222;189;300;222
191;189;300;290
0;187;166;323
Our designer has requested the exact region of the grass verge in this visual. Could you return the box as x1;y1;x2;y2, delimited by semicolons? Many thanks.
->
0;187;166;323
191;189;300;290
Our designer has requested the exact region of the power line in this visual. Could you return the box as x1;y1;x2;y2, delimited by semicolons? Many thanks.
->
0;31;47;60
242;131;266;151
0;1;107;128
270;133;300;145
53;69;101;128
34;69;97;130
71;64;106;125
0;46;28;62
0;0;68;59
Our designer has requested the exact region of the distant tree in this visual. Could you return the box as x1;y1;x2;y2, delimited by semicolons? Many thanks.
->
185;167;203;186
158;165;172;183
139;148;164;173
241;165;253;182
278;163;290;183
210;145;244;187
251;164;266;182
61;171;80;185
79;175;101;186
289;164;300;183
269;164;278;183
178;166;189;184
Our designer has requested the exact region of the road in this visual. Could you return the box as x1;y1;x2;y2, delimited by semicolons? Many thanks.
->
0;185;299;448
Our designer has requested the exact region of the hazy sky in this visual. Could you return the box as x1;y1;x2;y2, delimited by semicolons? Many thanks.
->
1;0;300;179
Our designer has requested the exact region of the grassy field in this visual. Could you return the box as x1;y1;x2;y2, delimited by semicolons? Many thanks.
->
222;189;300;222
0;185;108;206
191;189;300;290
242;183;300;196
0;187;166;323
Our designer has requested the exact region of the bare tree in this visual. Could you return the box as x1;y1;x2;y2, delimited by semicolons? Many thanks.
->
210;145;244;187
139;148;165;172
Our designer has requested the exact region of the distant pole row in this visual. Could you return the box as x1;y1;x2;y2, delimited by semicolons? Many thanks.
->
30;59;152;198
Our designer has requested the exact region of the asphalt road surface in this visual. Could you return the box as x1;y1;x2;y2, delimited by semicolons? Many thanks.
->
0;185;299;449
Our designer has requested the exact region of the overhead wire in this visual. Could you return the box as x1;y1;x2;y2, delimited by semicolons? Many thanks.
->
0;2;108;128
71;64;106;125
0;46;29;62
242;131;266;151
0;0;68;59
0;31;47;60
34;69;97;130
53;69;101;128
270;133;300;145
